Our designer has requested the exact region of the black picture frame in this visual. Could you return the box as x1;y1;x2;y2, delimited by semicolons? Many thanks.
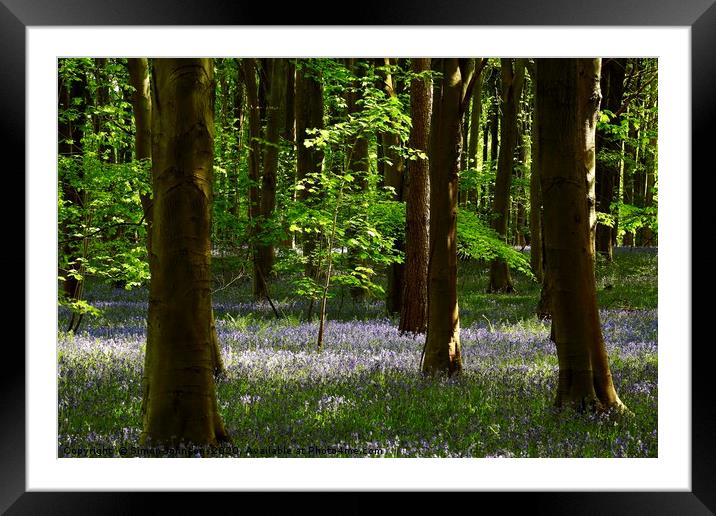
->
6;0;712;513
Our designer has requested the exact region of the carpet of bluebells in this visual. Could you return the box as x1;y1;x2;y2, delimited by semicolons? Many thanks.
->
58;251;658;458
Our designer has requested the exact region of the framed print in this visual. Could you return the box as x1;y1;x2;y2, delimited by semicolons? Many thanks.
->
6;0;714;513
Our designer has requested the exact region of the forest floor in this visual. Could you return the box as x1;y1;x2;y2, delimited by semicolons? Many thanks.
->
58;249;658;458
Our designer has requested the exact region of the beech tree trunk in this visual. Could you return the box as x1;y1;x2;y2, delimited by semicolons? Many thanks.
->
467;67;483;202
536;58;625;412
595;58;627;261
232;65;245;218
127;58;153;228
242;59;265;299
637;104;656;246
422;58;467;377
58;62;87;331
458;59;476;184
482;108;490;167
255;58;286;295
258;59;268;129
399;57;431;335
585;61;599;258
379;58;406;315
488;58;525;293
94;58;115;164
514;113;529;247
295;59;325;281
625;61;645;247
141;58;229;447
641;131;657;246
623;104;638;247
284;60;295;142
489;68;500;168
527;63;543;283
345;58;370;302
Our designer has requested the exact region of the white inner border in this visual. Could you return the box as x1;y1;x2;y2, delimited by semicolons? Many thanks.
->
27;27;691;491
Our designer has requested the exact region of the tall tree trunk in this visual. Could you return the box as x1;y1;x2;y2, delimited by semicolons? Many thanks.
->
481;102;490;216
295;59;325;284
595;58;627;261
232;62;245;219
458;59;476;177
628;60;646;247
622;104;638;247
422;58;467;377
345;58;370;302
514;109;528;247
637;104;656;246
141;58;229;447
379;58;407;315
486;69;500;217
216;61;230;202
611;145;622;250
467;67;483;204
399;58;431;335
129;58;226;373
127;58;153;232
460;99;470;181
482;108;492;167
58;61;87;331
94;58;115;164
97;58;129;288
458;59;476;183
258;59;268;130
345;59;370;190
536;58;626;413
489;69;500;167
242;59;264;299
284;60;295;142
488;58;525;293
527;64;543;283
641;131;657;246
126;57;163;315
255;58;286;297
582;59;600;265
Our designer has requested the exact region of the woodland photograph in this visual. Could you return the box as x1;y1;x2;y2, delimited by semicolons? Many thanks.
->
57;57;658;458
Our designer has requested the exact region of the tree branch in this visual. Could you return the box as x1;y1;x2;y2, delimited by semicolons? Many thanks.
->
59;215;147;244
613;73;657;119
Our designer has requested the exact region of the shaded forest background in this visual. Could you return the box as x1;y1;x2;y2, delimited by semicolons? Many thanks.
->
58;57;657;324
